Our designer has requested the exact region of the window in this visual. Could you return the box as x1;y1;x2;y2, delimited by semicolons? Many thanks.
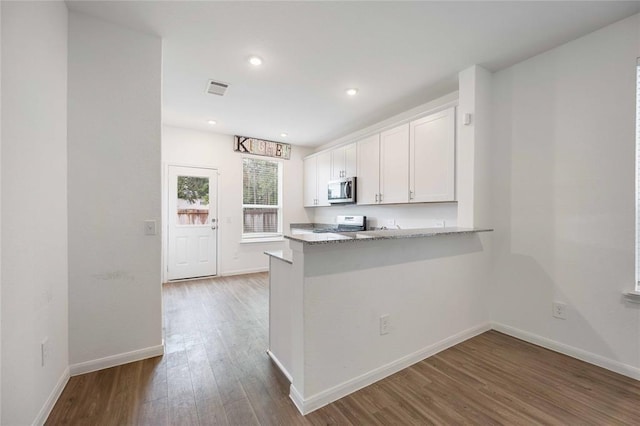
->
242;157;283;239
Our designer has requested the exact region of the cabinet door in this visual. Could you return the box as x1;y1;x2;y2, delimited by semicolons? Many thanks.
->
344;143;357;178
409;108;455;202
316;151;332;206
330;147;345;180
303;156;318;207
356;134;380;205
380;123;409;204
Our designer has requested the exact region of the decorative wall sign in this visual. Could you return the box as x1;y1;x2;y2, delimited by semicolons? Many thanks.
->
234;135;291;160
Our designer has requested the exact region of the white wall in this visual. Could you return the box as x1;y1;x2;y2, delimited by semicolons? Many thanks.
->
0;3;3;421
491;13;640;377
1;2;69;424
457;65;493;229
162;126;312;277
284;232;492;413
68;12;163;369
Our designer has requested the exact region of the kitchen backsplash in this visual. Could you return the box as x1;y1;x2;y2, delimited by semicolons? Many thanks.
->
311;202;457;230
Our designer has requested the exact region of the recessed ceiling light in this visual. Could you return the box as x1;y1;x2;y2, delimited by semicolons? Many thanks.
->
346;88;359;96
207;120;217;125
249;56;263;66
280;133;288;138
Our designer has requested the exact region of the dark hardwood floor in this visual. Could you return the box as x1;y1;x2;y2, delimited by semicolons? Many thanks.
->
47;272;640;425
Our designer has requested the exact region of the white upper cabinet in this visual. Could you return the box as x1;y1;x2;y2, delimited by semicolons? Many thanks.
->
330;143;357;179
409;107;455;202
303;152;332;207
356;134;381;205
303;156;318;207
379;123;410;204
306;105;456;208
316;151;332;206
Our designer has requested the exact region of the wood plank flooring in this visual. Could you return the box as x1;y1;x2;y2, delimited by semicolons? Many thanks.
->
47;272;640;425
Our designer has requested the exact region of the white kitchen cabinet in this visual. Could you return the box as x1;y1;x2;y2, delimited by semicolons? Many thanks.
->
303;156;317;207
356;134;380;205
379;123;410;204
303;151;331;207
330;143;357;179
356;124;410;205
409;107;455;202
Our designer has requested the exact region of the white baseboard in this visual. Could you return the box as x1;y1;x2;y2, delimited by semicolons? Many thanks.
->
491;322;640;381
221;267;268;277
33;366;70;426
291;322;491;415
69;344;164;376
267;350;293;382
290;385;305;415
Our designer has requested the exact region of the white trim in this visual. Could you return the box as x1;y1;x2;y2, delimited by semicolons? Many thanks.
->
33;366;70;426
69;344;164;376
624;290;640;303
267;350;293;382
239;237;285;244
491;322;640;381
290;385;305;415
221;267;269;277
290;322;490;415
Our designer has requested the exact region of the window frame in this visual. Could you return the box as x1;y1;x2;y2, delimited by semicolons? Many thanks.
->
241;155;284;241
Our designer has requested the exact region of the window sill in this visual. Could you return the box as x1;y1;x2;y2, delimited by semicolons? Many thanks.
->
623;290;640;304
239;236;285;244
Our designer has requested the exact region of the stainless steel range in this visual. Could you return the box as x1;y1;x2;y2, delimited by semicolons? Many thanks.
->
313;215;366;233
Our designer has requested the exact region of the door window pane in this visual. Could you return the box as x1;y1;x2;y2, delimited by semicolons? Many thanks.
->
177;176;210;225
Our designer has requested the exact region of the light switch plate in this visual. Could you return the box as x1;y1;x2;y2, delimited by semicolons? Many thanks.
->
144;220;157;236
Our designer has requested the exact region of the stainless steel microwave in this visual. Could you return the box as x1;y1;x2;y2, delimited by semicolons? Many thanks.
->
328;177;356;204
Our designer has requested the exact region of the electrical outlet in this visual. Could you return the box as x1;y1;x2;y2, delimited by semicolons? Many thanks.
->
380;315;390;335
552;302;567;320
434;220;445;228
41;337;49;367
386;219;396;227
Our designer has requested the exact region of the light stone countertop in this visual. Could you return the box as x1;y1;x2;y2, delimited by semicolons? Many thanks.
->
264;249;293;264
284;227;493;245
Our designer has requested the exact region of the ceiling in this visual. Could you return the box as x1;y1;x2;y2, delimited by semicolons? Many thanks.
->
66;1;640;147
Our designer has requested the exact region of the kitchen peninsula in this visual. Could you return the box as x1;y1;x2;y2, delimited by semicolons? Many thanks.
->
265;226;492;415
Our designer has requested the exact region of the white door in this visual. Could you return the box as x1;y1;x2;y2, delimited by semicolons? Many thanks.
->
168;166;218;280
344;143;357;178
380;123;410;204
356;134;380;205
410;107;456;202
303;156;318;207
316;151;332;206
330;147;345;180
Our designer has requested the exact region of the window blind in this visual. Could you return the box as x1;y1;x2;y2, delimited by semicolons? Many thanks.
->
242;157;282;235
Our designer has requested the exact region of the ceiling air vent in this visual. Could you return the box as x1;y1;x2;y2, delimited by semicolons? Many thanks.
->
206;79;229;96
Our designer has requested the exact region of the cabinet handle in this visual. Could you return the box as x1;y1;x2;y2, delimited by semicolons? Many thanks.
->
379;193;383;202
409;190;414;200
375;193;378;203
